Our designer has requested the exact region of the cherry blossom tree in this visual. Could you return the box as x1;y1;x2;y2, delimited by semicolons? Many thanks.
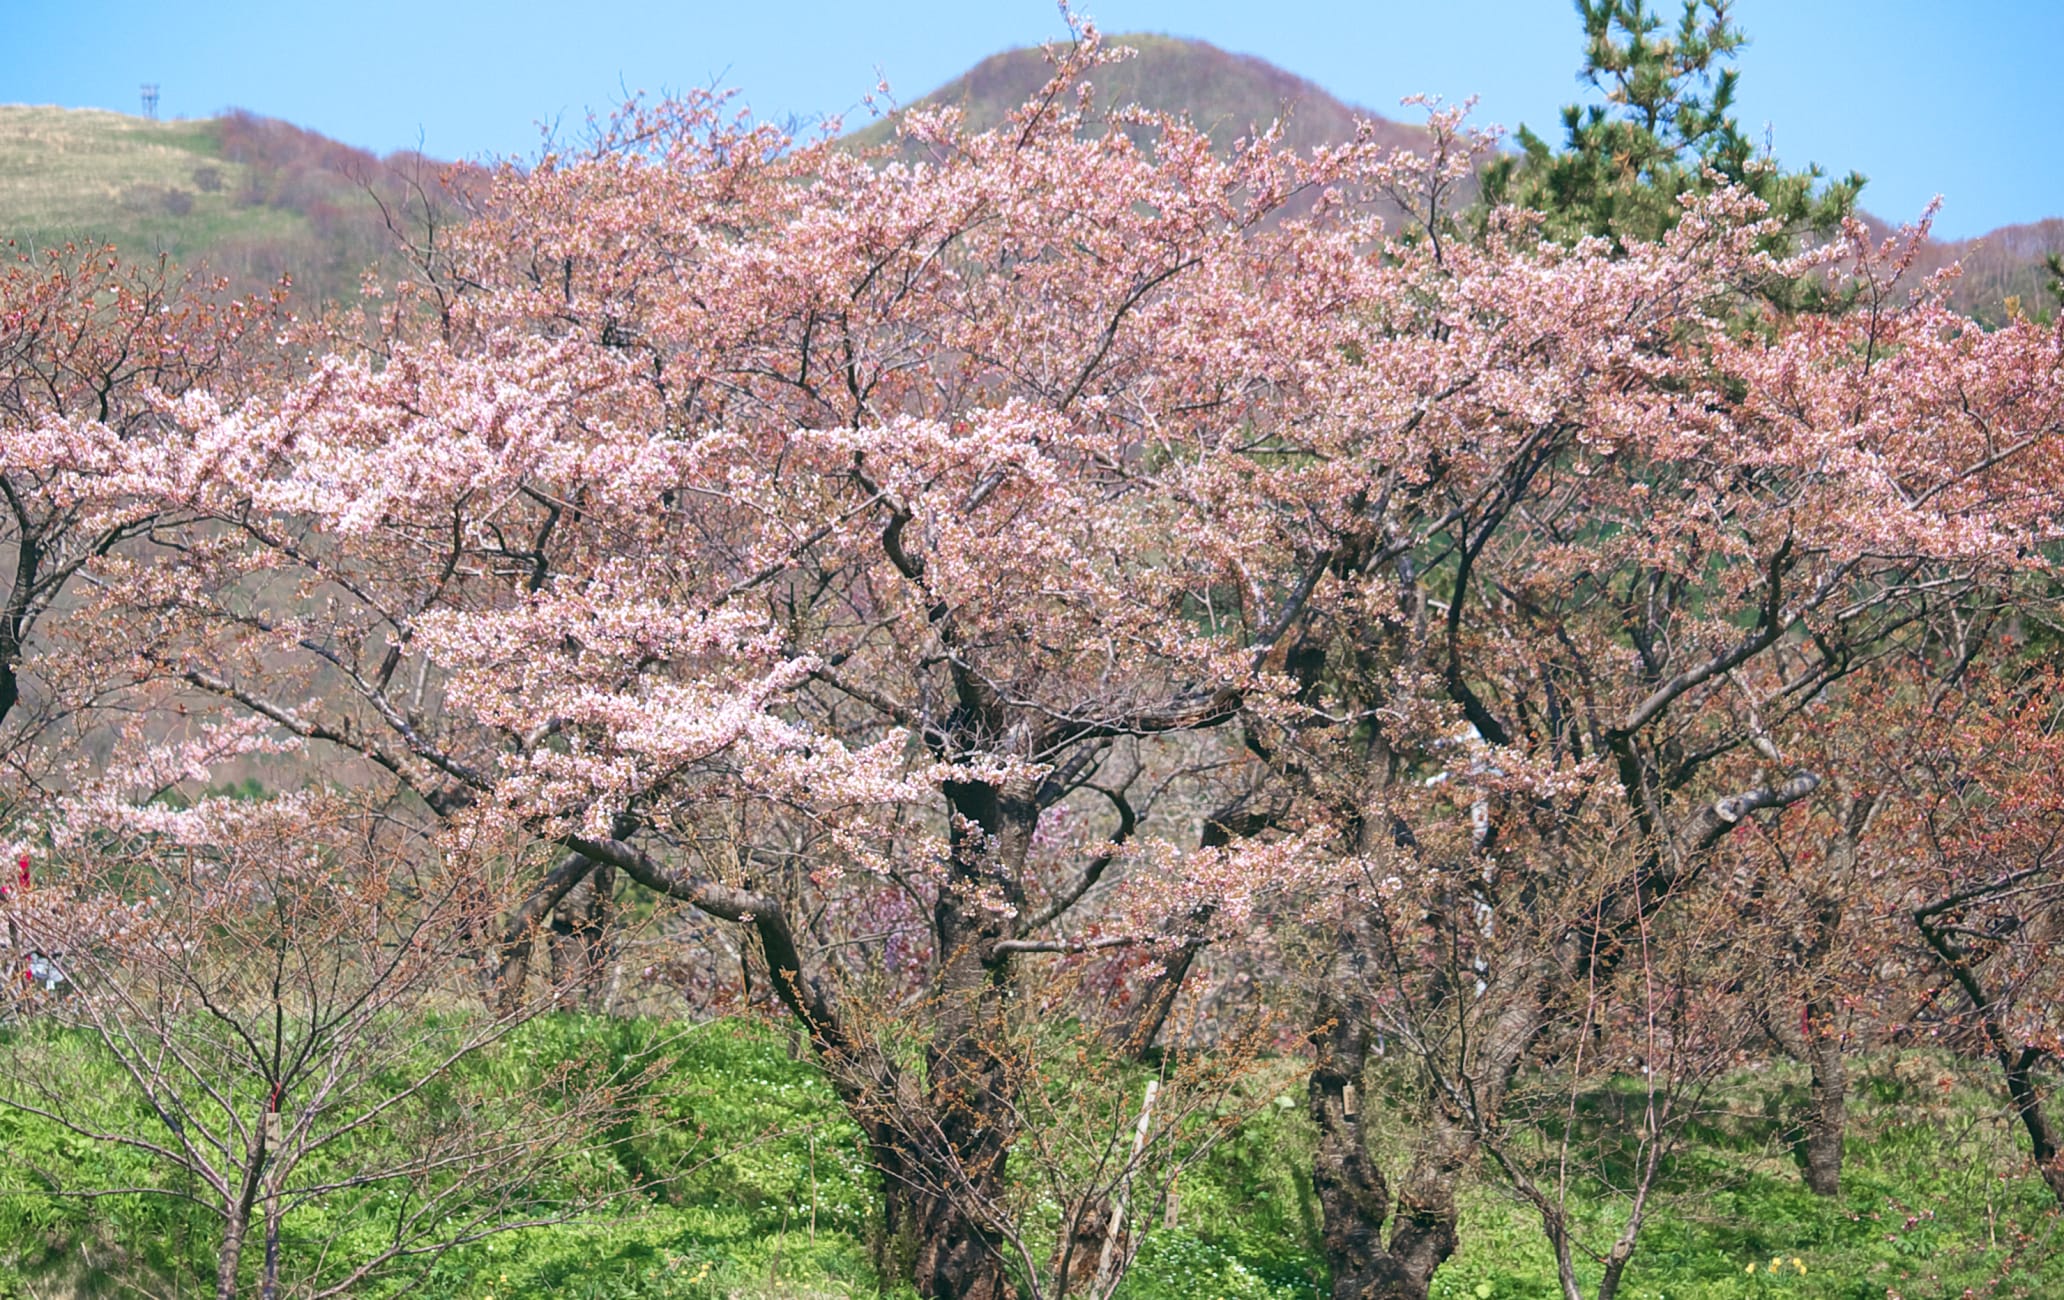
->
0;245;283;786
69;32;1398;1297
19;27;2064;1300
1893;666;2064;1206
1195;165;2064;1295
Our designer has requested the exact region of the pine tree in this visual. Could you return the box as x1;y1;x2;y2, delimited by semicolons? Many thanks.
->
1481;0;1862;251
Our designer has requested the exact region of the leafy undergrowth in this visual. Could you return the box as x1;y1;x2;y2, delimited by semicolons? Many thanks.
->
0;1018;2057;1298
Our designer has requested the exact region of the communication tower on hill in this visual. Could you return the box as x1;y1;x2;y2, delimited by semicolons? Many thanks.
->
140;84;159;120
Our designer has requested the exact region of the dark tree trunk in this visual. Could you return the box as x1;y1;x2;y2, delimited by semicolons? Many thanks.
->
1046;1191;1127;1300
866;954;1023;1300
1110;805;1277;1061
215;1209;249;1300
1800;1000;1847;1197
796;963;1022;1300
1787;810;1867;1198
0;656;17;732
259;1192;282;1300
1307;978;1459;1300
1765;993;1849;1197
1791;817;1874;1205
215;1159;264;1300
0;531;40;733
903;1184;1016;1300
549;858;616;1009
1384;1115;1469;1291
574;780;1035;1300
885;778;1036;1300
494;825;631;1014
1746;809;1866;1199
900;994;1018;1300
1915;902;2064;1206
2003;1046;2064;1206
1110;931;1201;1061
1309;985;1395;1300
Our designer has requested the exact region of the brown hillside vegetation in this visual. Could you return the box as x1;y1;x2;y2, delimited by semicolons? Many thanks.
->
844;34;1451;234
1918;217;2064;323
848;32;1428;159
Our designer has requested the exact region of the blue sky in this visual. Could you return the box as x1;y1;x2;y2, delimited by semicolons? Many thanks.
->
4;1;2057;240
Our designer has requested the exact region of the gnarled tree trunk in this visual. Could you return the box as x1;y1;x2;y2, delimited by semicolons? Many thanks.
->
1307;939;1463;1300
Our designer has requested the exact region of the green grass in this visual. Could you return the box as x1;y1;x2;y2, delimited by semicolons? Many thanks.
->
0;104;442;303
1415;1055;2064;1300
2;108;281;262
0;1018;2057;1298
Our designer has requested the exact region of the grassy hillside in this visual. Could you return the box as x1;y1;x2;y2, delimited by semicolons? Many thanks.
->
2;1016;2059;1299
0;105;463;304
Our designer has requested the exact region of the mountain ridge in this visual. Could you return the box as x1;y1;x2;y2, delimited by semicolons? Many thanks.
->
6;35;2056;318
846;33;2060;322
847;32;1430;159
